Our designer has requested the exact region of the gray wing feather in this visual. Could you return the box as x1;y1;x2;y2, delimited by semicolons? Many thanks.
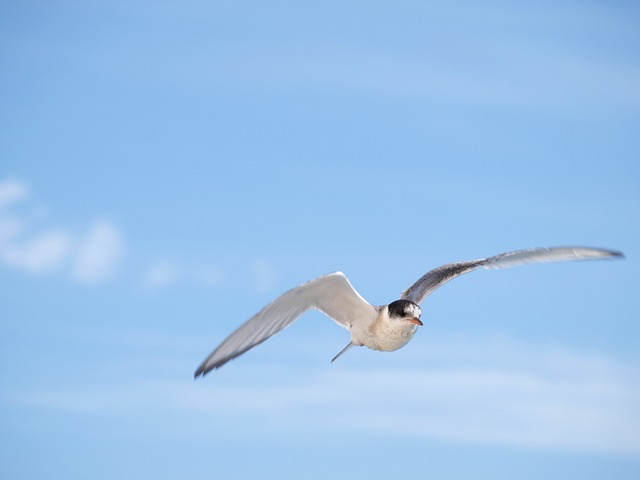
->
401;246;624;305
194;272;374;377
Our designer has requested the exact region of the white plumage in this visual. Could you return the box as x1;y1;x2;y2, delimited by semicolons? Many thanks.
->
195;246;623;377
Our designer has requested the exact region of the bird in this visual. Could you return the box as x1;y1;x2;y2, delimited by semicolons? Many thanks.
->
194;246;623;377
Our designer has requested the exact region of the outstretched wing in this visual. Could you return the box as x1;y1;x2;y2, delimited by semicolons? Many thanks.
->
194;272;375;377
401;246;624;305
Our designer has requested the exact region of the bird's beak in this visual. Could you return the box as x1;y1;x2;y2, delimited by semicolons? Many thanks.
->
408;317;423;326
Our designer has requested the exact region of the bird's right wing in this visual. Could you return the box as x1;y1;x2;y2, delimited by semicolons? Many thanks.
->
194;272;375;377
401;246;624;305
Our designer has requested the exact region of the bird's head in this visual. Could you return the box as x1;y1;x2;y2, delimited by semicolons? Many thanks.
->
387;299;423;326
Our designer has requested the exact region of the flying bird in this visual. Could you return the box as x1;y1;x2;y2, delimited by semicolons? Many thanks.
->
194;246;623;377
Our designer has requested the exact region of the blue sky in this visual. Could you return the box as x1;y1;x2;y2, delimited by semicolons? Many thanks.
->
1;0;639;478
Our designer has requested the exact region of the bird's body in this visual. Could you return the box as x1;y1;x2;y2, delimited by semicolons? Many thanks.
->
195;246;623;377
361;301;422;352
364;313;419;351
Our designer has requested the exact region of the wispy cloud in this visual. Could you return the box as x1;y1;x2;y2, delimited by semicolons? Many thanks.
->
0;178;124;283
12;334;640;454
0;179;29;209
0;229;72;274
71;220;125;283
144;261;181;288
142;260;223;289
250;259;277;293
142;259;274;292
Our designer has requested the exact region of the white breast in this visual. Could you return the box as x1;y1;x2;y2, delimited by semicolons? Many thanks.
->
353;310;419;352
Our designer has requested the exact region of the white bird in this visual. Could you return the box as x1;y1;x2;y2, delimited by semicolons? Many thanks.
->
194;246;623;377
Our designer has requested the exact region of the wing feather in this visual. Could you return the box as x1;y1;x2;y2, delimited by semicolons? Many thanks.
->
401;246;623;305
194;272;374;377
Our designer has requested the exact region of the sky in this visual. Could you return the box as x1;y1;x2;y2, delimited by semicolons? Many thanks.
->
1;0;639;479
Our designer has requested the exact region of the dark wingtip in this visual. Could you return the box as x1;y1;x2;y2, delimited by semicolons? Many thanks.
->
193;364;208;380
194;359;227;379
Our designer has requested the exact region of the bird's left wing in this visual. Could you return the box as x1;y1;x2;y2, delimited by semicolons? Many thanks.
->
194;272;375;377
401;246;624;305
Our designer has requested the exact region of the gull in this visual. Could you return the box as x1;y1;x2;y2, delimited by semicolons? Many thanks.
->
194;246;623;377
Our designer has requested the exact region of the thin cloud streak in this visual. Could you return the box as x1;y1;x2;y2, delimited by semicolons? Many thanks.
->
142;258;275;292
13;335;640;455
98;4;639;112
142;261;223;289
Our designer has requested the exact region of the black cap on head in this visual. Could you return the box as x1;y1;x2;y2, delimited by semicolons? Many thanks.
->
388;299;421;318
